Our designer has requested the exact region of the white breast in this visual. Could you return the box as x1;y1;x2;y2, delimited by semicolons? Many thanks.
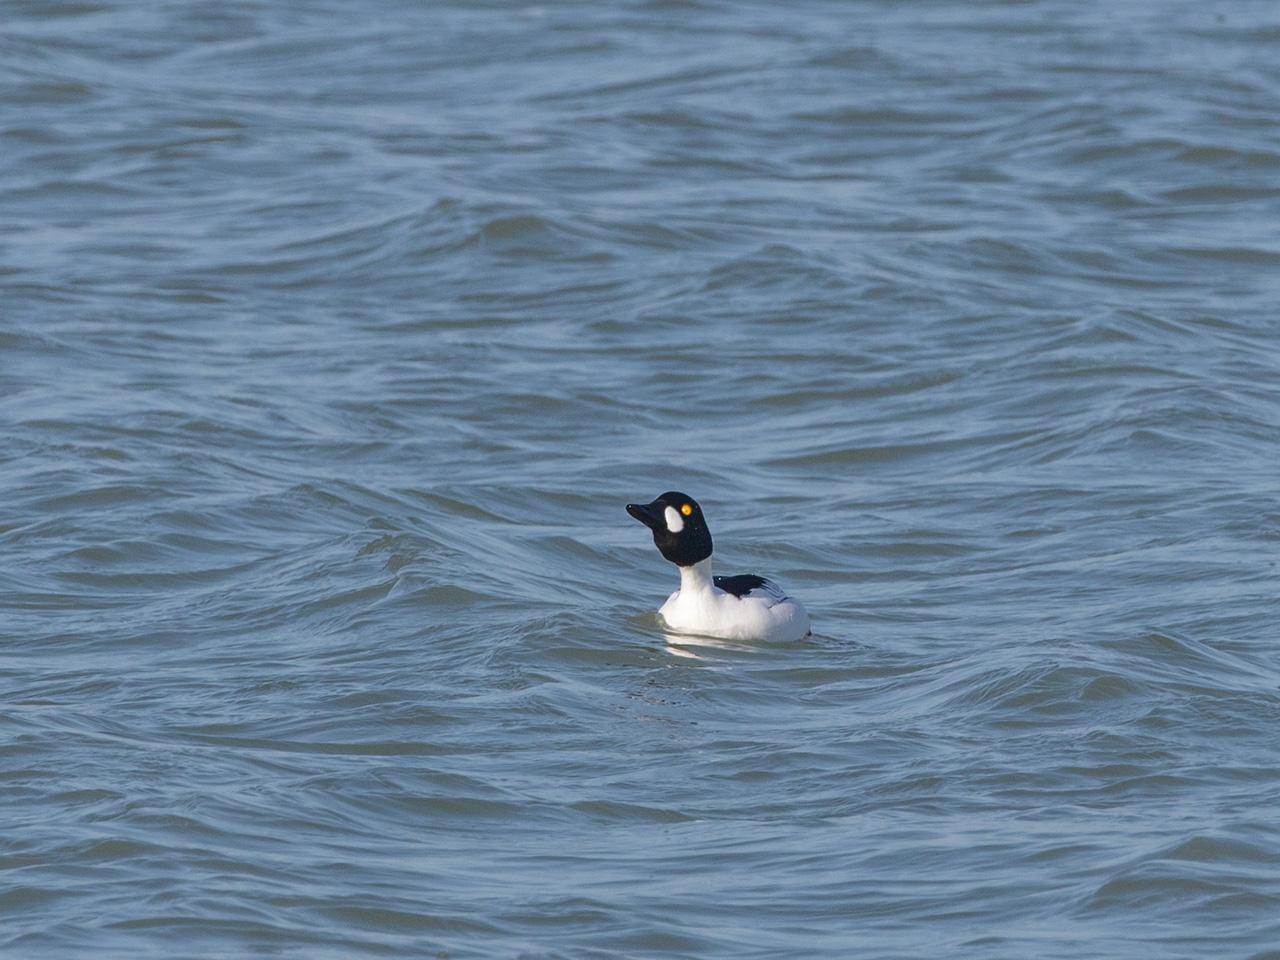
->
656;560;810;643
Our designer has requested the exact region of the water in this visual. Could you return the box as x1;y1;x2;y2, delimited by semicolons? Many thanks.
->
3;1;1279;956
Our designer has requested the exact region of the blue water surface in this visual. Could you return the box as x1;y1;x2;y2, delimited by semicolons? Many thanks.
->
3;1;1279;957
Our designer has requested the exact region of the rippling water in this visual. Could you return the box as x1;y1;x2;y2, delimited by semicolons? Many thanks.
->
4;1;1280;957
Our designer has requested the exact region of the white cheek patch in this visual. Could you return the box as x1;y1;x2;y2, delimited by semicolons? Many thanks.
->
664;506;685;533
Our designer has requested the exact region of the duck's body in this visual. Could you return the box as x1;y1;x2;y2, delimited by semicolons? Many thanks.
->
626;492;811;643
658;557;810;642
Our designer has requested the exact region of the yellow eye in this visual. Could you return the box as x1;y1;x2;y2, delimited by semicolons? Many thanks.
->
681;503;693;516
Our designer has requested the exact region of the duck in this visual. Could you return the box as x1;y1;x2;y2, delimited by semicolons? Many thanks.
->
625;491;811;642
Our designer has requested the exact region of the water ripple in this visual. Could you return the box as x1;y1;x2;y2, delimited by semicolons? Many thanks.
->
4;1;1280;958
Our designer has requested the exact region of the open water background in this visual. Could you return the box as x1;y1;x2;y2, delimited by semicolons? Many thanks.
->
3;1;1280;957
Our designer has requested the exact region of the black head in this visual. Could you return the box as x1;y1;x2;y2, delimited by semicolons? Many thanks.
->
625;491;713;567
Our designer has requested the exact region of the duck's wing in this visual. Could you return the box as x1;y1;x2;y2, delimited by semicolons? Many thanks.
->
714;574;790;606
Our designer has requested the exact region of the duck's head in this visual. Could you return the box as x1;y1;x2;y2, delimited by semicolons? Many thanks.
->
626;491;713;567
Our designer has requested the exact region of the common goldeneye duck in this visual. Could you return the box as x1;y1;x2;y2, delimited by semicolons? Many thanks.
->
626;491;811;642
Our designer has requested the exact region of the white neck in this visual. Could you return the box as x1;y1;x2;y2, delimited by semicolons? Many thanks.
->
678;557;714;593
